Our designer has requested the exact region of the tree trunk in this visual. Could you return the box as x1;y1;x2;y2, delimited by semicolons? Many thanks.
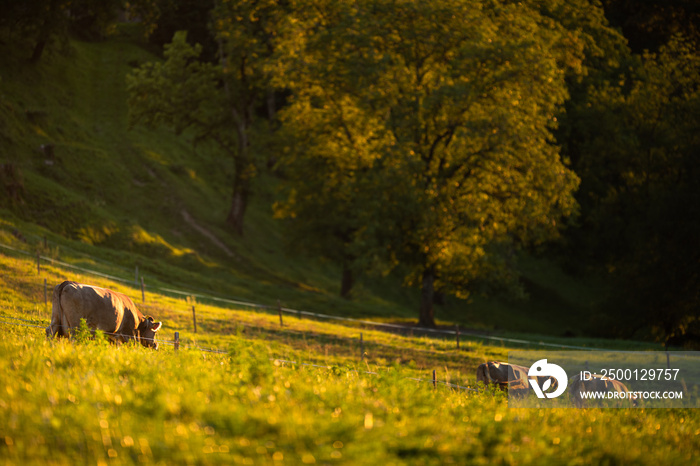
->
30;0;61;62
31;33;50;63
340;264;354;299
226;181;249;236
266;88;276;127
433;290;445;306
219;37;254;236
265;89;278;169
419;267;436;327
226;120;251;235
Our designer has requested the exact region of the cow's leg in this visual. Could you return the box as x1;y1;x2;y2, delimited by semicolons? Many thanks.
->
476;364;490;390
101;331;121;346
47;311;65;338
48;281;73;338
63;311;75;339
48;291;64;338
572;386;585;408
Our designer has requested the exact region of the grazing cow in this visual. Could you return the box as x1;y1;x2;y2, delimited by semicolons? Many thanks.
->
46;281;162;349
569;373;636;407
476;361;558;397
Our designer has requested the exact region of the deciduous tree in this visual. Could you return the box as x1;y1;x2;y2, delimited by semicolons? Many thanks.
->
276;0;580;325
128;0;283;235
563;35;700;345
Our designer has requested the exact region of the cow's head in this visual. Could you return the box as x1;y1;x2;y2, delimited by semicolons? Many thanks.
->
137;316;162;349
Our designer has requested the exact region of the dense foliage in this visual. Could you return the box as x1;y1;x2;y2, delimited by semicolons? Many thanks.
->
564;35;700;345
1;0;699;342
274;0;580;326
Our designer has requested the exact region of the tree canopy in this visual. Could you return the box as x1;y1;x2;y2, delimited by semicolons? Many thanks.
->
275;0;580;325
564;35;700;345
127;0;283;235
8;0;700;340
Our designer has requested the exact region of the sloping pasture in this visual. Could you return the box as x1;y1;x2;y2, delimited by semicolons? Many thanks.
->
0;252;698;465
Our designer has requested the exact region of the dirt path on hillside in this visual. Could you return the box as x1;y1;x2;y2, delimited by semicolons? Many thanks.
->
181;210;236;259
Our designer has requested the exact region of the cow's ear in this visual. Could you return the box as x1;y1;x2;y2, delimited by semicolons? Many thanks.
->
152;321;162;332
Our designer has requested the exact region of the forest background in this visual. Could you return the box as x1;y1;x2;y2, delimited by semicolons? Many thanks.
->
1;0;699;348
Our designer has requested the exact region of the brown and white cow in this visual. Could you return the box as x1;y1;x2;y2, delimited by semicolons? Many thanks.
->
569;373;637;407
46;281;162;349
476;361;558;397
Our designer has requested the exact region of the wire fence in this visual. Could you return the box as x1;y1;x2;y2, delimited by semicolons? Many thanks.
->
0;317;478;393
0;238;625;353
0;312;473;368
4;229;696;395
10;230;697;375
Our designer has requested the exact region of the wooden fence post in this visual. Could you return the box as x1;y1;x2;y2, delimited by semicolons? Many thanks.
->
277;299;283;327
433;369;437;389
174;332;180;351
192;305;197;334
455;324;460;350
141;277;145;303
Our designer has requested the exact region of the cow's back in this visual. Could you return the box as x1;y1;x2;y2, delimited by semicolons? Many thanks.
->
59;282;137;336
569;373;633;407
476;362;531;396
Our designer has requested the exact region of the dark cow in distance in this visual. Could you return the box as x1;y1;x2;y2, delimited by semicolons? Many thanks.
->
476;361;558;397
46;281;162;349
569;372;637;407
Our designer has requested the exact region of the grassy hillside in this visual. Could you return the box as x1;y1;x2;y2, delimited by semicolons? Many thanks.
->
1;30;696;466
0;34;611;339
3;333;697;465
0;252;697;465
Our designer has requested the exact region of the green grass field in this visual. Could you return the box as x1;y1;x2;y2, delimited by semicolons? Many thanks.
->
1;33;697;465
0;252;699;465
